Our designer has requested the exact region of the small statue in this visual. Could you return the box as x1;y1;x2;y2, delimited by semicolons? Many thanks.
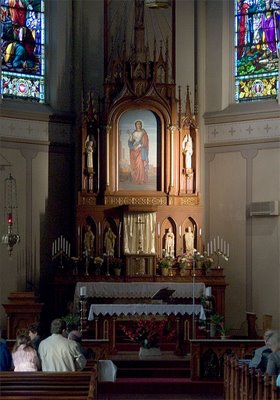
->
184;226;194;253
84;224;94;257
164;228;175;258
104;227;116;256
85;139;94;174
182;133;193;171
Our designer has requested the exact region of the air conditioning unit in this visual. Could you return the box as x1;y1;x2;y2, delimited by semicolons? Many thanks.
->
249;201;280;217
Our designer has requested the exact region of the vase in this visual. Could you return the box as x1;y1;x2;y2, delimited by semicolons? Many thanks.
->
161;268;169;276
138;347;162;358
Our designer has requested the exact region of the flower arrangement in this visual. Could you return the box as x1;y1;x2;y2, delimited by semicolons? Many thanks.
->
120;318;175;349
158;257;173;269
177;254;190;269
93;256;103;265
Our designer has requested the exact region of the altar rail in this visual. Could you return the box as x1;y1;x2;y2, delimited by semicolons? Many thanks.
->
224;354;280;400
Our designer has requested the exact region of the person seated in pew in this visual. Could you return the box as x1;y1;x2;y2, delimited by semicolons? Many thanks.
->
68;330;90;358
0;340;12;371
12;333;40;371
28;323;42;351
38;318;87;372
266;330;280;376
249;329;274;372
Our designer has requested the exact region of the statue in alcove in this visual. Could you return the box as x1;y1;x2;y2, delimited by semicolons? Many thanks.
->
104;227;116;256
164;228;175;258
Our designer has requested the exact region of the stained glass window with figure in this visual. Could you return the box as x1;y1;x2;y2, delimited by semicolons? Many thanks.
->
0;0;45;102
235;0;280;102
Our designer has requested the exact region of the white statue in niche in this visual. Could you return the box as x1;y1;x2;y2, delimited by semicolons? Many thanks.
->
184;226;194;253
164;228;175;258
182;133;193;170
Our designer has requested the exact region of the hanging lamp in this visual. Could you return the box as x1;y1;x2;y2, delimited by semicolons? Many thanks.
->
2;173;20;255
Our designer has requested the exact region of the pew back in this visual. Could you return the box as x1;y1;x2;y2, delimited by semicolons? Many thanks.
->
224;354;280;400
0;371;96;400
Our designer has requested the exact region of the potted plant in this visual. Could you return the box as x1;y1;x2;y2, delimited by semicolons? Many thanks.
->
210;312;224;337
217;322;231;339
158;257;172;276
111;257;123;276
62;313;80;332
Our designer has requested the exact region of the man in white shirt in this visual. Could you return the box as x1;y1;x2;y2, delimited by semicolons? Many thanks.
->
38;318;86;372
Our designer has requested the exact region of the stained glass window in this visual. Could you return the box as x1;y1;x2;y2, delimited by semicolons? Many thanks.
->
0;0;45;103
235;0;280;102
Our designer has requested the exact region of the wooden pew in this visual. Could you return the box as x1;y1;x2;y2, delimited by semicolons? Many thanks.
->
224;354;280;400
0;371;96;400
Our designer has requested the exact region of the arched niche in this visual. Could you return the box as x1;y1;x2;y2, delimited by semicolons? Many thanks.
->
161;217;176;257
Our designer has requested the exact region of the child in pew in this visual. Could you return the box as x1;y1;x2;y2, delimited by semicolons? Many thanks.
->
12;333;40;371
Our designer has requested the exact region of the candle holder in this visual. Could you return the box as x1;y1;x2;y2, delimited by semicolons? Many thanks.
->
206;236;230;268
52;235;71;268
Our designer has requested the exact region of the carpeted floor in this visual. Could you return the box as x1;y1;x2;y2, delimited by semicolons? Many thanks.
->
98;394;223;400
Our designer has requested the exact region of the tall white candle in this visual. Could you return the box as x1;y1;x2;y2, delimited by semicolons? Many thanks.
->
207;243;210;256
217;236;220;250
80;286;87;297
213;238;216;252
221;238;223;253
68;243;71;256
210;241;213;254
179;225;182;237
157;223;160;237
63;238;65;252
224;241;226;255
52;242;54;257
227;243;230;258
58;237;60;251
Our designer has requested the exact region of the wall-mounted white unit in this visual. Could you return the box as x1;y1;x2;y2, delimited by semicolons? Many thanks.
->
249;201;280;217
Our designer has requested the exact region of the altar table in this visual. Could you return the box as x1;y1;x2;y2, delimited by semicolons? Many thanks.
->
75;282;205;309
88;303;206;355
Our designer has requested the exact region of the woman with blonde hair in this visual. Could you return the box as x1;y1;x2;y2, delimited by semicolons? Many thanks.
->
12;333;40;371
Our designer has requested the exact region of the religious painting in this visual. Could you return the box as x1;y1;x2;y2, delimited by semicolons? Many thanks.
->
118;109;160;191
0;0;45;102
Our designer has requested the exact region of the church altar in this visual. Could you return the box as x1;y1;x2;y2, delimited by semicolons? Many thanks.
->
74;281;205;306
88;302;205;355
88;303;206;320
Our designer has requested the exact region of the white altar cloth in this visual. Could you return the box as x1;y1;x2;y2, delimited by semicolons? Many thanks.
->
75;282;205;303
88;304;206;321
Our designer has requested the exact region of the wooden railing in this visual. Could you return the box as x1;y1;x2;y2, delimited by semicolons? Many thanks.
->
224;354;280;400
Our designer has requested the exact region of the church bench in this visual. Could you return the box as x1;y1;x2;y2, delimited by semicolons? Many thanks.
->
224;354;280;400
0;371;96;400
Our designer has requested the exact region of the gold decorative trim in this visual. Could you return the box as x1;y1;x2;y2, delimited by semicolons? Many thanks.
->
105;196;168;206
